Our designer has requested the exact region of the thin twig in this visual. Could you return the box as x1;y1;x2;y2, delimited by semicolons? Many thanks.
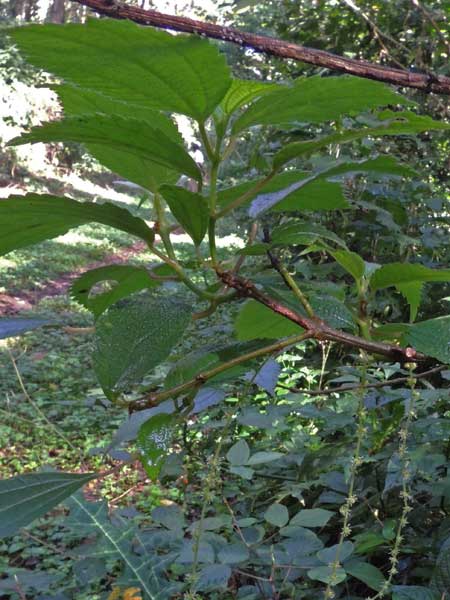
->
277;364;446;396
7;348;79;454
341;0;408;69
411;0;450;54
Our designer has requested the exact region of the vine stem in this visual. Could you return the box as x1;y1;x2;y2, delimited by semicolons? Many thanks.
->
263;229;315;318
324;361;368;598
367;363;418;599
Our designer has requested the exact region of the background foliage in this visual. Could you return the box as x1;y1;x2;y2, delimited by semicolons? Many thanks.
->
0;1;450;599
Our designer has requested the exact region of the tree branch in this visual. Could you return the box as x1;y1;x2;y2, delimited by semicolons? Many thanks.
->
70;0;450;95
217;270;426;363
129;331;311;412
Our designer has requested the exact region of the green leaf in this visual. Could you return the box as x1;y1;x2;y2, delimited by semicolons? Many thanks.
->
54;87;185;189
247;156;407;217
66;495;179;598
307;565;346;584
317;541;354;564
345;559;386;591
152;504;185;531
160;185;209;246
232;75;411;132
274;110;450;168
271;221;348;249
247;451;283;465
195;564;231;592
220;78;280;116
137;413;174;479
396;281;423;322
11;18;232;121
235;300;303;340
290;508;334;528
70;265;159;318
226;440;250;466
370;262;450;291
249;177;348;217
431;539;450;595
265;285;355;331
0;317;51;339
324;155;417;179
0;194;154;256
332;250;366;282
53;84;166;122
218;170;348;213
402;316;450;364
217;543;250;564
309;295;356;331
94;292;191;397
264;503;289;528
164;340;266;389
0;471;97;538
10;114;201;188
392;586;439;600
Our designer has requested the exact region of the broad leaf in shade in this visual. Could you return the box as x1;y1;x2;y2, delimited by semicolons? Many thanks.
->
10;114;201;188
307;566;346;585
93;292;191;398
0;194;154;256
137;413;175;479
0;317;51;339
70;265;159;318
290;508;334;528
256;156;416;216
253;358;281;396
370;262;450;291
392;587;439;600
345;560;386;592
65;494;181;599
266;286;355;331
249;175;347;217
160;185;209;246
274;110;450;168
402;316;450;364
218;171;348;215
11;18;232;121
271;221;347;249
232;75;411;133
264;503;289;528
195;564;231;593
396;281;423;322
309;295;356;331
108;401;175;449
0;471;97;538
332;250;366;282
235;300;303;340
220;78;280;116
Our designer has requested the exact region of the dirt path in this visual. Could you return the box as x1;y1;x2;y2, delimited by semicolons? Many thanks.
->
0;241;147;315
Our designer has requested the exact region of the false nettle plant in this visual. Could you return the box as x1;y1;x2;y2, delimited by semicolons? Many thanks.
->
1;17;450;598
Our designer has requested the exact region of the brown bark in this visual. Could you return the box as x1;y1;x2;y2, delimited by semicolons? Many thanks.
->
217;270;426;364
69;0;450;95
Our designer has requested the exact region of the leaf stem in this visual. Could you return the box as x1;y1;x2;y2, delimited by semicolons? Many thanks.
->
153;192;176;260
129;332;310;412
148;243;215;300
